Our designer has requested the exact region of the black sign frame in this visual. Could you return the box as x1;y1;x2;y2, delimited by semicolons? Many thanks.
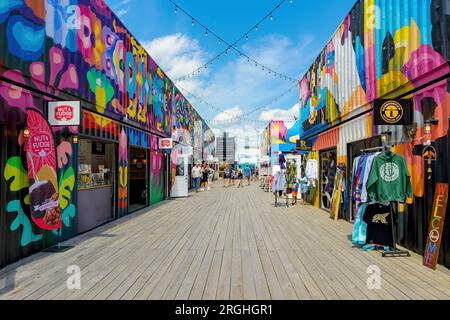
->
374;99;413;126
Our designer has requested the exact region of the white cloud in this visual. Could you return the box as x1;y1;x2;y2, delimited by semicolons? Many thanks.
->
143;33;207;80
259;103;299;121
212;107;243;122
116;8;128;18
143;32;316;151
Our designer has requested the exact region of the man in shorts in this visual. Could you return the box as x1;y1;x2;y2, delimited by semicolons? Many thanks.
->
243;164;252;186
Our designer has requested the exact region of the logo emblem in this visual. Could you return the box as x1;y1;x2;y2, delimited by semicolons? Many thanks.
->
380;101;403;124
379;163;400;182
54;105;74;121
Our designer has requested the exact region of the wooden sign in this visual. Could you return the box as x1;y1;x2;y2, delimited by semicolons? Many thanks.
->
423;183;448;270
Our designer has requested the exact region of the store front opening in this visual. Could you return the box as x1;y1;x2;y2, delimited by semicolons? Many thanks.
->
346;137;382;221
320;149;337;211
129;147;149;213
77;139;116;233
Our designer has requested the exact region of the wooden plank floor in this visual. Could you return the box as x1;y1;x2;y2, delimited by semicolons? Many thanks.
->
1;181;450;300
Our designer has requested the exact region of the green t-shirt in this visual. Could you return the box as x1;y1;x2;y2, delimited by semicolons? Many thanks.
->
366;152;412;203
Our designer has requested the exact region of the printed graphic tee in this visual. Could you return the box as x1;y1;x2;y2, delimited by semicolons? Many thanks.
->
366;152;412;203
362;203;394;247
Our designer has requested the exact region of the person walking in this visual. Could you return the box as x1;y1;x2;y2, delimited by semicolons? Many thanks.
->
292;177;299;205
201;164;209;191
191;163;201;193
207;165;214;190
236;167;244;188
243;164;251;186
300;172;309;205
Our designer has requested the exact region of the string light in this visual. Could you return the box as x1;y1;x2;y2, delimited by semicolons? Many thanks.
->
176;83;298;124
170;0;298;83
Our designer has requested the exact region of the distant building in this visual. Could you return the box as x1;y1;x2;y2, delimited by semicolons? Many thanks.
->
216;133;236;164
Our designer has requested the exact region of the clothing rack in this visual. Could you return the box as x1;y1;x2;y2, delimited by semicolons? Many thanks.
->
356;146;410;258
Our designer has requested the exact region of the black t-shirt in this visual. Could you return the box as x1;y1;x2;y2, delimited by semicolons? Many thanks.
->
363;203;394;247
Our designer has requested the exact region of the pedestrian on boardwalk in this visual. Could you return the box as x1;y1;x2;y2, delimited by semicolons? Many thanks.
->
243;164;252;186
236;167;244;188
201;163;209;191
231;167;236;186
292;177;299;205
192;163;201;193
207;165;214;190
300;172;309;205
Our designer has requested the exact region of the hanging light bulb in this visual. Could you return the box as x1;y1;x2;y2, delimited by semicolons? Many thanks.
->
205;29;208;36
245;34;249;41
174;5;178;13
217;56;220;61
191;18;195;26
255;24;259;32
270;13;273;20
218;39;221;45
225;49;228;55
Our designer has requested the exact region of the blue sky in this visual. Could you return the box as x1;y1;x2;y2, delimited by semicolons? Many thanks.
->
105;0;356;150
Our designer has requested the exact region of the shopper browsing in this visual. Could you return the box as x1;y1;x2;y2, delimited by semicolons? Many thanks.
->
192;163;201;193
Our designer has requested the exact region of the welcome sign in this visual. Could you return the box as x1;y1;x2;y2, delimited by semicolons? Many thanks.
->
423;183;448;270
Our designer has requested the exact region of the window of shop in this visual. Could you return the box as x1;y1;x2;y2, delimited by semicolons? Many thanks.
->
320;148;337;211
77;139;116;233
129;147;149;212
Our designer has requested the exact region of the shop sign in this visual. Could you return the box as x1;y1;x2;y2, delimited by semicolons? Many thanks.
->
374;99;413;126
26;108;62;231
296;139;312;151
423;183;448;270
48;101;80;126
159;138;173;150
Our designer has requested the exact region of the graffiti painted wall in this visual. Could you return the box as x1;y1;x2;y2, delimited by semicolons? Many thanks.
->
172;88;191;145
0;85;78;267
299;0;450;138
150;136;164;205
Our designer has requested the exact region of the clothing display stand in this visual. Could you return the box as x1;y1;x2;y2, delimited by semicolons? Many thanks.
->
382;202;410;257
359;145;410;258
274;190;289;208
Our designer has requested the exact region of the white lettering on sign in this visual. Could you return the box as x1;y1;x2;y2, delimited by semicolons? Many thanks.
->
48;101;80;126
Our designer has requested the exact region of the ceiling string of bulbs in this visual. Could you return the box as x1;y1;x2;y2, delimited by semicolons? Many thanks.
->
176;83;298;125
169;0;298;83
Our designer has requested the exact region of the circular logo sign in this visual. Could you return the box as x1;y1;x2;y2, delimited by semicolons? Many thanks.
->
429;229;440;243
379;162;400;182
380;101;403;124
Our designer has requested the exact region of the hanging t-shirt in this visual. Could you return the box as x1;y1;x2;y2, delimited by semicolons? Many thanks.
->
360;154;378;203
362;203;393;248
366;152;412;203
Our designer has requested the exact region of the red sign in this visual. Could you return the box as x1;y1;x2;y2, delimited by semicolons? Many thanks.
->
423;183;448;270
48;101;80;126
26;108;61;230
54;105;74;121
159;138;173;150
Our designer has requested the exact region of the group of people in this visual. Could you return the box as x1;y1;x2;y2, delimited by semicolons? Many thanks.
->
223;164;257;188
290;174;309;205
191;162;214;192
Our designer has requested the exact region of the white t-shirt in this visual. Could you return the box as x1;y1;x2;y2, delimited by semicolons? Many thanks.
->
192;166;201;178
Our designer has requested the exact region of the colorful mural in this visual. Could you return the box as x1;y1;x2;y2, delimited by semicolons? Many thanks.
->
150;136;164;205
0;0;213;268
172;88;191;145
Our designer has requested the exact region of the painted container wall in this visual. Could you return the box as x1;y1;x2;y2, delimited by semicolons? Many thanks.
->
299;0;450;138
0;82;78;267
298;0;450;268
0;0;213;268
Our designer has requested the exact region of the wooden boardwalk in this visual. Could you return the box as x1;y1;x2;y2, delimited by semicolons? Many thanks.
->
1;182;450;300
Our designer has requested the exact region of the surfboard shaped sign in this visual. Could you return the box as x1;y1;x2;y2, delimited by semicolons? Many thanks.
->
26;108;62;230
